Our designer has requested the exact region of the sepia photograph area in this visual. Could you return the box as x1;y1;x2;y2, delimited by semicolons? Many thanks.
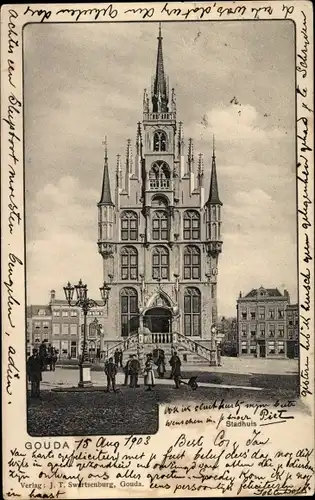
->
23;21;298;436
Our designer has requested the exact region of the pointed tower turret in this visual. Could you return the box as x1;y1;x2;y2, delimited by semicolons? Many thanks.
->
206;136;222;206
99;136;113;205
98;137;115;258
152;23;169;113
205;136;223;256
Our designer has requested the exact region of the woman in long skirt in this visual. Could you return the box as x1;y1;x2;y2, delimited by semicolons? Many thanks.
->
144;354;155;391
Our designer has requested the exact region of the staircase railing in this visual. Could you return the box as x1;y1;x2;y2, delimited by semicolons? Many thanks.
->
102;333;138;360
175;332;212;362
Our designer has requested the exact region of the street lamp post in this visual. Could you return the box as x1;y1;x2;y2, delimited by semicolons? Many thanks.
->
64;279;111;387
210;325;217;366
91;317;104;361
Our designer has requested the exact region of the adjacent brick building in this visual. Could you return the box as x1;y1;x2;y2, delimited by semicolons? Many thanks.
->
236;287;298;358
26;305;52;355
27;290;106;359
286;304;299;358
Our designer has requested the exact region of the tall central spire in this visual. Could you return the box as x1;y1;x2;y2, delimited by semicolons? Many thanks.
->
152;23;169;113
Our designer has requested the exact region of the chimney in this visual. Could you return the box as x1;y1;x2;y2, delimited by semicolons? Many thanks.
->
283;289;290;301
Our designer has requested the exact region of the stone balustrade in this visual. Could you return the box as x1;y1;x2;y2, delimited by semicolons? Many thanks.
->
143;112;176;121
101;331;215;364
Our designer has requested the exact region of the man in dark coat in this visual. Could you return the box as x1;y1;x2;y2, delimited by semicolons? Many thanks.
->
170;351;182;389
104;357;117;392
123;355;132;386
118;348;123;368
51;347;58;371
46;344;53;371
46;345;57;371
114;349;120;367
27;348;42;398
39;341;47;371
129;355;140;388
157;352;166;379
217;341;222;367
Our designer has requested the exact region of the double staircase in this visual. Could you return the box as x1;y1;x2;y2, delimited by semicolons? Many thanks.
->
102;332;217;366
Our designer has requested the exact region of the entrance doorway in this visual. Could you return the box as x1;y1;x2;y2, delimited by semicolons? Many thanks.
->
258;340;266;358
144;307;172;333
287;341;295;359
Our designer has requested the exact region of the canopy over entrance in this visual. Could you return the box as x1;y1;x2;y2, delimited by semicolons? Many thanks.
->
144;307;172;333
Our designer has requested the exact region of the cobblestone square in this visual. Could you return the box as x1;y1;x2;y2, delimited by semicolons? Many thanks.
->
27;359;299;436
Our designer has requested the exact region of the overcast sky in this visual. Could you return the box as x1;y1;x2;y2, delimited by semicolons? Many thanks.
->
24;20;297;316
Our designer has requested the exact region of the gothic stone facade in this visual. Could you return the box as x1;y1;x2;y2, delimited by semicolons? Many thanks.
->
97;27;223;347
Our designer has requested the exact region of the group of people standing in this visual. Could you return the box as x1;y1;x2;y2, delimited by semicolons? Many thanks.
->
27;341;58;398
39;341;58;372
104;350;182;392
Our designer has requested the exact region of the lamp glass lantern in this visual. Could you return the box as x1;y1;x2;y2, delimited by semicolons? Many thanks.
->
100;282;111;303
64;281;75;303
75;279;87;301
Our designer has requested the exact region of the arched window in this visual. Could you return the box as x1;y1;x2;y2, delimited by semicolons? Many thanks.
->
152;246;169;280
121;247;138;280
183;210;200;240
121;211;138;241
153;131;167;152
183;246;201;280
120;288;139;337
149;161;171;190
152;211;169;240
184;288;201;336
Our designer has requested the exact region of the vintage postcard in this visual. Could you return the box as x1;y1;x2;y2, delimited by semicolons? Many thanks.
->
1;1;314;498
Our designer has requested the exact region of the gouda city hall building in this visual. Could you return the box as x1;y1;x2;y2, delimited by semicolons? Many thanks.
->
97;27;223;364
